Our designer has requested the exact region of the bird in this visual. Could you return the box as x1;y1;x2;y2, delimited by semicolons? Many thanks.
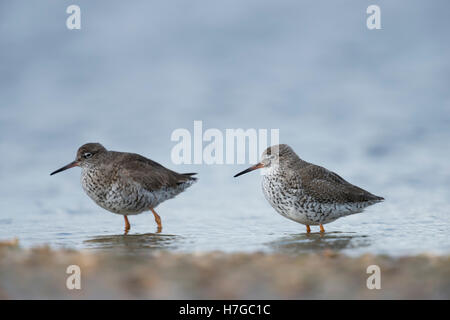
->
50;143;197;234
234;144;383;233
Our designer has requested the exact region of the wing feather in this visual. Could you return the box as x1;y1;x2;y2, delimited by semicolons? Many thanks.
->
115;153;196;192
286;164;383;204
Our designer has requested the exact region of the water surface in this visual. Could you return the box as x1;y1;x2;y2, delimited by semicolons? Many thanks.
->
0;1;449;256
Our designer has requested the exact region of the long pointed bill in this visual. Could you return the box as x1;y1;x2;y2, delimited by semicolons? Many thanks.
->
233;163;265;178
50;161;79;176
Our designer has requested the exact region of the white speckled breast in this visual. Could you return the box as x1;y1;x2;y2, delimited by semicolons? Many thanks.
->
261;172;370;226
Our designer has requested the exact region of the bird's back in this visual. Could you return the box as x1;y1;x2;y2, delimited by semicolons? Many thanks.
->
294;163;383;204
112;152;196;191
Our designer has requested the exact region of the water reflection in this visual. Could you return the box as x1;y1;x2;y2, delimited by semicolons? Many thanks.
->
84;232;180;253
266;232;371;254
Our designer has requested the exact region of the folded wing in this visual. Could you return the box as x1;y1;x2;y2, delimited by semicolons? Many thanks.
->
289;164;383;204
116;153;196;192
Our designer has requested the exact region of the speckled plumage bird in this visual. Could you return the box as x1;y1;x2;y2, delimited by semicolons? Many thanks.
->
234;144;383;233
50;143;197;233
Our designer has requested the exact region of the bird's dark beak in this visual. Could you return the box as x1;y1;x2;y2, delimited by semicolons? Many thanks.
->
50;161;79;176
233;163;265;178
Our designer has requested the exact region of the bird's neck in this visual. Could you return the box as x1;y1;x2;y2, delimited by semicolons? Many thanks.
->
261;164;281;177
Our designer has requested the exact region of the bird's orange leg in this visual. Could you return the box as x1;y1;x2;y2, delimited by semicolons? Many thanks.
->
150;208;162;233
306;225;311;233
320;224;325;233
124;215;130;234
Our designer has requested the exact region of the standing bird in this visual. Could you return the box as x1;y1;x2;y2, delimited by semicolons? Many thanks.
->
50;143;197;234
234;144;383;233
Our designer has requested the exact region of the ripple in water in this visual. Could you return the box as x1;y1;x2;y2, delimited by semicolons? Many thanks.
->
266;232;371;254
84;233;181;253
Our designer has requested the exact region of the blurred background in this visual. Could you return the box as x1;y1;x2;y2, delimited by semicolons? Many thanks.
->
0;0;449;255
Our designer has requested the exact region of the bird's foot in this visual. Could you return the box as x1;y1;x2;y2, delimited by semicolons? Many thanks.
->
124;215;131;235
151;208;163;234
320;224;325;233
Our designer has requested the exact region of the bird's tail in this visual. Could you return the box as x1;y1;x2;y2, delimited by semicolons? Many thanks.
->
183;172;198;181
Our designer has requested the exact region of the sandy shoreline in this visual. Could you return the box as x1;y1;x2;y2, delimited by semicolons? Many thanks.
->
0;241;448;299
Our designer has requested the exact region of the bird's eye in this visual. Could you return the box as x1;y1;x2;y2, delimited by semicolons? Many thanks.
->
83;152;93;159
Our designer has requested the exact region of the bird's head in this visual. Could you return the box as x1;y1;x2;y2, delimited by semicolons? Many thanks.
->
50;143;107;175
233;144;294;177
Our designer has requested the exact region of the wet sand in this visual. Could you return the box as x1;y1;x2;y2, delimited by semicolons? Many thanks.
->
0;240;448;299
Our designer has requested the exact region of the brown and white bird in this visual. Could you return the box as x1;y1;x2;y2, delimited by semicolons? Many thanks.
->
234;144;383;233
50;143;197;233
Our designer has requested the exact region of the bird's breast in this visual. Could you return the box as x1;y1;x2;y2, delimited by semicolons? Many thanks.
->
262;174;300;210
80;168;110;205
262;174;323;223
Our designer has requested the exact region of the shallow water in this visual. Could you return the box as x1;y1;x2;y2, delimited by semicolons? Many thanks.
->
1;1;449;256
